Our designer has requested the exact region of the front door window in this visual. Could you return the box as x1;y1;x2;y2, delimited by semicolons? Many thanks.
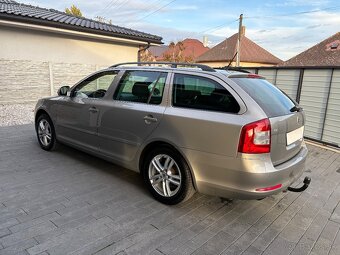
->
74;71;118;99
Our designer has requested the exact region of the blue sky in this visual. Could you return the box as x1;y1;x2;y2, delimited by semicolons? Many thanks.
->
20;0;340;60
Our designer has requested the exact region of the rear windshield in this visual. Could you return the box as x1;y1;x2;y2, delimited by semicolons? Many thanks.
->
232;78;296;117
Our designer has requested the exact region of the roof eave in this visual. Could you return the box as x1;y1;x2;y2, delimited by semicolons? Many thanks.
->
0;13;163;45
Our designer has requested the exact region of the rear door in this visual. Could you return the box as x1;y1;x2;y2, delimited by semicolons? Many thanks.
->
97;70;169;163
232;77;305;165
160;72;244;157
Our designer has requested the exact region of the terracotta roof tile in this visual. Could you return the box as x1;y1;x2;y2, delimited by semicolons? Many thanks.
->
149;45;169;58
156;39;209;61
280;32;340;67
196;33;281;64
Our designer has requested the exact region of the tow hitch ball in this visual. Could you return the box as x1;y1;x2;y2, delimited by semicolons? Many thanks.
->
287;176;311;193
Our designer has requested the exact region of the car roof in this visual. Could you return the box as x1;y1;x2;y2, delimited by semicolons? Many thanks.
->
108;65;212;74
105;63;249;77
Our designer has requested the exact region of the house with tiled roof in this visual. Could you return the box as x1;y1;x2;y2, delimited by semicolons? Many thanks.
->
150;38;209;61
148;45;169;60
196;30;281;67
280;32;340;67
0;0;162;103
0;0;162;63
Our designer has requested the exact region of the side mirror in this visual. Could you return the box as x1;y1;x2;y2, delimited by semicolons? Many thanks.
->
57;86;70;96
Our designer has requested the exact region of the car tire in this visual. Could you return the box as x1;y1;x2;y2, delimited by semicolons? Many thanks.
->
35;114;57;151
142;146;195;205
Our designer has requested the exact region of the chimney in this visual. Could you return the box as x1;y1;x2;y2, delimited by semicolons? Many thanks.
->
203;36;208;47
241;26;246;36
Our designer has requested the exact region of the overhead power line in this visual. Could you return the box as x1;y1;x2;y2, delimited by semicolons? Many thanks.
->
128;0;177;26
118;0;166;24
100;0;131;17
198;18;239;34
96;0;120;16
245;5;340;19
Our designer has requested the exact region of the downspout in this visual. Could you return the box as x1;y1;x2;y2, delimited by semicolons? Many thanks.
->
138;42;151;63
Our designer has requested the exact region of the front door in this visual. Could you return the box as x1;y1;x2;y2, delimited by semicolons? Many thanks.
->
56;71;118;152
97;70;169;163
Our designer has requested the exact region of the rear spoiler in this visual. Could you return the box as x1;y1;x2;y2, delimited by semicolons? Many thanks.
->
228;73;265;79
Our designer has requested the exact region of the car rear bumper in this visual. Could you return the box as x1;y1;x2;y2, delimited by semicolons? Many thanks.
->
183;142;308;200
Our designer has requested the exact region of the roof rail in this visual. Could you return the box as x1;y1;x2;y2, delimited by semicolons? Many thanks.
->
215;66;250;73
110;62;216;72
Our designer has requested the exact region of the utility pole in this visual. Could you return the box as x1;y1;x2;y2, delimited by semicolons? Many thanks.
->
236;14;243;67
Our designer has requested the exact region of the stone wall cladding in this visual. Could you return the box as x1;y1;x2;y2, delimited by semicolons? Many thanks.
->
51;63;97;94
0;59;50;104
0;59;108;104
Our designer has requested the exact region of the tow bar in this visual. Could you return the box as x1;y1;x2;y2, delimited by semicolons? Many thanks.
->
287;176;311;192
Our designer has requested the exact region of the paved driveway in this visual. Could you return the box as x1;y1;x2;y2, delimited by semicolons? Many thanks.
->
0;124;339;255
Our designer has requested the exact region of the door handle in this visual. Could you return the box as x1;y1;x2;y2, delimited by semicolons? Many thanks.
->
144;115;158;124
88;107;98;113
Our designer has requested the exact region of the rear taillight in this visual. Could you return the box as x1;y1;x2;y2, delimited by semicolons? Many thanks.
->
238;118;271;154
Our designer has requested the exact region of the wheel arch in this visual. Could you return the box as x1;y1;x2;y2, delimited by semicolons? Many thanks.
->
138;140;197;190
35;109;50;123
35;108;55;132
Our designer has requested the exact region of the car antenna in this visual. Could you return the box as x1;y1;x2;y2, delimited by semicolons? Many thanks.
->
226;52;238;70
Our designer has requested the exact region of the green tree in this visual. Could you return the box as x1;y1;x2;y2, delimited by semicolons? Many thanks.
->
65;5;83;17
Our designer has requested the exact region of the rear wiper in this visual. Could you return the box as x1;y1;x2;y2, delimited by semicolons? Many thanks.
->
290;106;302;112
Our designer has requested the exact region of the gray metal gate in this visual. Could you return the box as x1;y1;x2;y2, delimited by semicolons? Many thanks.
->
244;67;340;148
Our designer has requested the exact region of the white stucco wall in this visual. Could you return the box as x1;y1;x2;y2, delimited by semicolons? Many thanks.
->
0;24;146;103
0;25;139;65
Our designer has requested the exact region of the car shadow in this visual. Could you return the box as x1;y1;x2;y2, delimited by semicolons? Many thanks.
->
34;137;150;196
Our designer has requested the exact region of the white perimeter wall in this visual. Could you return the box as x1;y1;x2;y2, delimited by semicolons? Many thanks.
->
0;25;141;104
0;26;139;65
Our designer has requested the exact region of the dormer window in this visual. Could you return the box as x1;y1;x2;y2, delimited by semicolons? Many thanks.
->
330;42;339;50
326;40;340;51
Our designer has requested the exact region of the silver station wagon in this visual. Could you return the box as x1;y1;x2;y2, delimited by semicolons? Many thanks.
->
35;62;309;204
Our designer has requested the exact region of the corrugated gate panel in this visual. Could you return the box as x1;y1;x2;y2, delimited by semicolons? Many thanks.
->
275;69;300;99
258;69;276;84
322;69;340;147
299;69;332;140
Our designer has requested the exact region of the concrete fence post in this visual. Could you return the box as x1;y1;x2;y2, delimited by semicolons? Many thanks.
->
320;68;334;141
48;62;54;96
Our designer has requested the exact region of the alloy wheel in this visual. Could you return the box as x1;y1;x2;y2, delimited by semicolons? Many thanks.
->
148;154;182;197
38;119;52;147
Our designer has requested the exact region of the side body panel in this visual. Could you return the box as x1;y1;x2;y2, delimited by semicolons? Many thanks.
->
96;71;171;165
55;97;99;152
97;101;166;163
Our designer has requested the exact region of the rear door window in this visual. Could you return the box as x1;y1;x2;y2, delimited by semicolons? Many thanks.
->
232;78;296;117
113;70;167;104
172;74;240;113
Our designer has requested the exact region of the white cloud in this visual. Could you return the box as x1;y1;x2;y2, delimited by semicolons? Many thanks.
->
170;5;198;11
266;0;330;7
204;10;340;60
17;0;340;61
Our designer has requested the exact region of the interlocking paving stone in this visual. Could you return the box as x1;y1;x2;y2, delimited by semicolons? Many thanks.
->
0;229;11;239
0;238;37;255
0;124;339;255
0;222;56;248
